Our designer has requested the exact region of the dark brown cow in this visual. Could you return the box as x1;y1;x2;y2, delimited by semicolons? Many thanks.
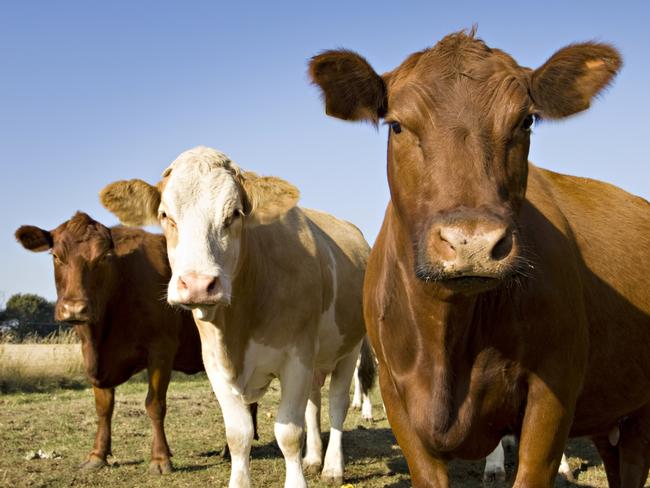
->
310;31;650;487
16;212;248;474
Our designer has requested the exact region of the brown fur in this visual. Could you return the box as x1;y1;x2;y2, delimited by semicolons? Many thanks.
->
16;213;258;473
310;31;650;488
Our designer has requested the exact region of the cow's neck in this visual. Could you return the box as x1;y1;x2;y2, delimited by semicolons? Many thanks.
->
383;204;510;449
199;223;268;382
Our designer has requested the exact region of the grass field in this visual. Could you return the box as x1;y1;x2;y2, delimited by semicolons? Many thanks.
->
0;344;635;487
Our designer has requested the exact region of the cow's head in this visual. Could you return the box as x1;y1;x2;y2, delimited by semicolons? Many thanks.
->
310;30;621;293
16;212;119;325
100;146;299;320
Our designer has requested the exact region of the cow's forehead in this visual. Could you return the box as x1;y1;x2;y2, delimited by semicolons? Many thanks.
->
161;149;242;218
51;213;112;253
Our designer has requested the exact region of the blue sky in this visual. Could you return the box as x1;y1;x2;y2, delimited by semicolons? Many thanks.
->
1;1;648;303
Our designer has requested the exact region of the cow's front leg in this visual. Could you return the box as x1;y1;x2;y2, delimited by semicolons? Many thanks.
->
514;373;574;488
80;386;114;471
277;359;311;488
145;354;174;474
210;377;255;488
379;367;449;488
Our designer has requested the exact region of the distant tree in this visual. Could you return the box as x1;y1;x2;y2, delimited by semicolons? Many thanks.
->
0;293;57;339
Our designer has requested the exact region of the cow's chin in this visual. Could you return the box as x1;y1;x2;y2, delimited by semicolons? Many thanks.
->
192;305;218;322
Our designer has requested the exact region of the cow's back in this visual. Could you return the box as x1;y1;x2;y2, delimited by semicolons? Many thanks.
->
528;164;650;430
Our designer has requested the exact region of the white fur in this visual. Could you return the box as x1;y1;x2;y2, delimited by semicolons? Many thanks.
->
160;148;243;307
483;436;571;482
483;442;506;482
352;358;374;421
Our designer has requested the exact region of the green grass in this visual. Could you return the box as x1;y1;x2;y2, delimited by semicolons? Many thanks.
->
0;345;640;487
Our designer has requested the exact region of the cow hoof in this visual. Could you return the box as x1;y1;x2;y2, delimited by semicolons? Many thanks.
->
149;459;173;475
79;456;108;471
303;459;322;475
320;473;343;485
483;468;506;483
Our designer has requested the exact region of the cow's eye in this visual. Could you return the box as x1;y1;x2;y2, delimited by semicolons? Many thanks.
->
390;121;402;134
159;211;176;228
224;209;242;229
51;252;64;265
100;250;114;262
521;114;535;132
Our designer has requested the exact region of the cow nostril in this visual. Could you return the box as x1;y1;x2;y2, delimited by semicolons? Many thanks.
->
438;229;456;251
207;277;218;293
491;231;514;261
178;276;188;291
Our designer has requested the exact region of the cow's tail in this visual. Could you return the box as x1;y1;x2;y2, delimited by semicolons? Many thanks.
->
355;336;376;421
358;336;376;394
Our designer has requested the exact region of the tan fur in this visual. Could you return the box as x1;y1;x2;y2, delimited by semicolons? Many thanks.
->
240;172;301;225
99;179;160;227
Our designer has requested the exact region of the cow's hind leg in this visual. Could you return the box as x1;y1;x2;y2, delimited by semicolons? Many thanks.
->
303;376;323;474
484;440;506;482
618;405;650;488
321;345;360;484
145;355;174;474
593;434;621;488
80;386;114;471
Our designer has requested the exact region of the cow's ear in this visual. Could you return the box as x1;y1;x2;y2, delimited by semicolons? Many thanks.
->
309;49;387;124
15;225;53;252
531;42;622;119
100;179;161;227
240;172;300;225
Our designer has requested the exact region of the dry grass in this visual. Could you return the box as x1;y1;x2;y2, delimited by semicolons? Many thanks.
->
0;343;85;393
0;345;645;487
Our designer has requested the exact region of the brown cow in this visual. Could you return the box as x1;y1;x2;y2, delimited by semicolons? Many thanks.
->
16;212;257;474
310;30;650;487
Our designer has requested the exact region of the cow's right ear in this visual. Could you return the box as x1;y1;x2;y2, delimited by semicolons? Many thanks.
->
15;226;53;252
309;50;387;124
100;179;161;227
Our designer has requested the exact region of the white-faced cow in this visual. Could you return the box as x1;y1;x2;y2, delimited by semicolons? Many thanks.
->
310;30;650;487
99;146;370;487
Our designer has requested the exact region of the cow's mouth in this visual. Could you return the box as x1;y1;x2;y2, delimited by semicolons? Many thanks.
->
65;319;89;326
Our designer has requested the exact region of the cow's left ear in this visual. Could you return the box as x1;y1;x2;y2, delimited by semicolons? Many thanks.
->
240;172;300;225
530;42;622;119
100;179;161;227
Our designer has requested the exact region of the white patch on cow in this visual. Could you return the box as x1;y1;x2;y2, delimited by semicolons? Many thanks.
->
195;318;253;488
234;340;283;403
314;248;344;370
558;453;571;478
352;357;374;421
160;147;244;307
361;391;373;420
352;361;362;409
483;441;506;482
